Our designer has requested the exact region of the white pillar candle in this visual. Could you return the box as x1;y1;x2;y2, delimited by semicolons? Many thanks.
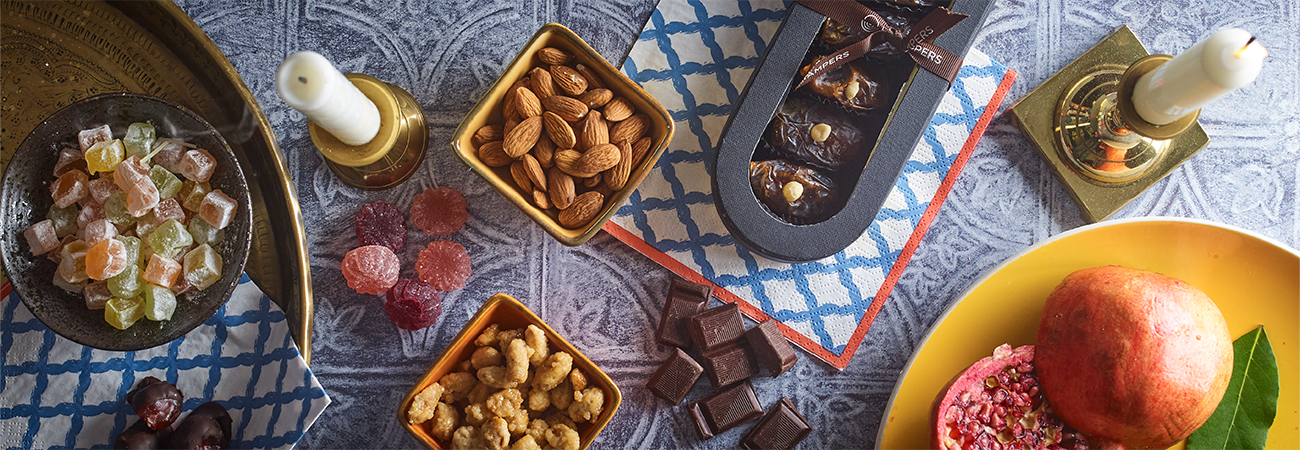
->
276;51;381;146
1131;28;1266;125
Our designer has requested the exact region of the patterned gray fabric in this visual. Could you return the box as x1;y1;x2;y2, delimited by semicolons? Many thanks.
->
174;0;1297;448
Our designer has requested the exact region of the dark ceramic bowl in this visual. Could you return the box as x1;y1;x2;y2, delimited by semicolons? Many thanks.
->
1;93;252;351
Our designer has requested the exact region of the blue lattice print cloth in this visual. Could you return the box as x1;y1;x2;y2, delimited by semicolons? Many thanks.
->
0;275;329;449
603;0;1016;368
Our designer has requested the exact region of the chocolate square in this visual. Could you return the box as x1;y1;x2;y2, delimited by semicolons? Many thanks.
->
688;302;745;353
655;278;713;348
687;380;762;440
646;348;703;404
745;319;798;376
701;344;758;388
739;397;812;450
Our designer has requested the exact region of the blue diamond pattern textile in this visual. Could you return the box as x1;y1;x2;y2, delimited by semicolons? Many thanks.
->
1;275;329;449
607;0;1014;368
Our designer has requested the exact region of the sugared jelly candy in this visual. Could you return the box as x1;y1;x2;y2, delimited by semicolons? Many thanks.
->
114;156;150;191
78;124;112;152
117;235;143;267
109;264;143;299
147;140;184;172
178;180;211;212
58;240;90;284
24;219;59;256
105;296;145;330
85;139;125;175
47;204;79;238
54;147;87;177
143;254;181;288
84;281;112;310
198;189;236;230
416;241;472;291
123;122;156;159
188;216;223;247
77;203;106;229
52;169;88;209
104;191;137;227
88;177;120;205
82;218;118;246
147;219;193;258
385;278;442;330
126;180;160;218
154;198;185;224
355;201;405;252
341;245;400;295
86;238;130;280
148;165;182;200
142;283;176;321
178;149;215;182
410;187;468;235
182;244;223;290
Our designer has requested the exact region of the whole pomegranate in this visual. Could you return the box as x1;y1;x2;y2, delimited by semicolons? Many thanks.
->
1036;265;1233;449
932;344;1091;450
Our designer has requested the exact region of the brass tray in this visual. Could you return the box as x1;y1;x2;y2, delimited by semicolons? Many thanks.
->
0;0;314;363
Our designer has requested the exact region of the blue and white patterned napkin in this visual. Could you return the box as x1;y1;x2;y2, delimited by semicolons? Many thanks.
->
605;0;1015;368
0;275;329;449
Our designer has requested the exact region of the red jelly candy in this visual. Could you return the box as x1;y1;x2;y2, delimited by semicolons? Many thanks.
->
416;241;471;291
341;245;400;295
410;187;468;235
355;201;405;252
385;278;442;330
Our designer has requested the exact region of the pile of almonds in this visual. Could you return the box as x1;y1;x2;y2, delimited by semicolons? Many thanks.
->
471;46;655;230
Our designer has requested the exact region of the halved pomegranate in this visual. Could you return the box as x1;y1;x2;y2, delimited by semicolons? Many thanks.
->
931;344;1090;450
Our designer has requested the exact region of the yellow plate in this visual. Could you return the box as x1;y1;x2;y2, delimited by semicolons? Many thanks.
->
877;217;1299;449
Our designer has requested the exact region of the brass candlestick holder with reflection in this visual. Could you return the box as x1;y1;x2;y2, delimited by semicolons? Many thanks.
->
309;74;427;190
1009;26;1209;223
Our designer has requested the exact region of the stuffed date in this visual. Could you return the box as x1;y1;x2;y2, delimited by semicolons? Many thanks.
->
125;376;183;430
766;98;866;171
167;401;232;450
818;7;925;54
799;58;896;113
750;159;837;224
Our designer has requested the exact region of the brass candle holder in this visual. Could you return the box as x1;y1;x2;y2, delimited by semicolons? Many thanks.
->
308;73;428;190
1009;26;1209;222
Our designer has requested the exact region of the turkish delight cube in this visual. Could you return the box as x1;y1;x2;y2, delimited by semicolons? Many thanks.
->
52;271;85;294
78;124;112;152
24;219;60;256
108;263;143;299
178;148;215;182
57;240;90;284
77;202;106;229
142;283;176;321
84;281;112;310
82;218;118;246
105;296;145;330
85;139;125;175
123;122;156;160
51;169;88;209
54;147;87;177
183;244;223;290
148;165;182;200
178;180;211;212
148;140;185;172
198;189;236;229
143;254;181;288
125;181;160;218
103;191;137;227
87;176;120;205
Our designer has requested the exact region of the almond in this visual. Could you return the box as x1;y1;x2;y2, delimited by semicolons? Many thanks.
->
631;136;653;167
503;77;529;121
554;149;596;178
542;111;577;149
609;113;649;144
578;143;620;174
578;111;608;151
503;115;543;158
548;167;575;210
583;173;603;189
535;134;556;169
504;118;520;136
472;124;503;147
550;65;588;96
510;160;532;192
532;189;552;209
578;89;613;109
605;138;633;191
522;153;546;192
542;95;588;122
530;67;555;100
538;47;573;66
515;87;542;118
558;191;604;229
602;97;634;122
477;140;512;167
576;64;606;89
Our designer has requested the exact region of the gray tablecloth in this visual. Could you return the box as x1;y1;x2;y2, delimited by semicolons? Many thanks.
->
175;0;1298;447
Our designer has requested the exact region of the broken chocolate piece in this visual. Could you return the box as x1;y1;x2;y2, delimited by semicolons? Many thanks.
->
655;278;713;348
167;401;231;450
688;302;746;353
766;98;865;171
750;159;838;224
647;347;704;404
687;380;763;440
125;376;183;430
701;344;759;388
739;397;813;450
746;320;798;377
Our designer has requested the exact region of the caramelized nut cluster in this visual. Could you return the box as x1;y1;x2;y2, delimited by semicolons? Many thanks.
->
472;46;654;230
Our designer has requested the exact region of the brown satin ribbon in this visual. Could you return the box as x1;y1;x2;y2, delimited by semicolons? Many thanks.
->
795;0;967;89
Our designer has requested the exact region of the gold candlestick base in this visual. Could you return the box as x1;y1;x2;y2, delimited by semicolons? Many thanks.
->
1009;26;1210;223
308;73;427;190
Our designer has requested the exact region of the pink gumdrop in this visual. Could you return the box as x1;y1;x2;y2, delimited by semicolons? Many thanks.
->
341;245;400;295
416;241;471;291
409;187;468;235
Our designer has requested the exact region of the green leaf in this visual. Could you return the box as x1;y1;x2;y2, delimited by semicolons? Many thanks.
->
1187;325;1279;450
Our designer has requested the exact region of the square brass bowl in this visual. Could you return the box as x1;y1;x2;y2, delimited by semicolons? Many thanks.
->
451;23;675;246
397;293;622;449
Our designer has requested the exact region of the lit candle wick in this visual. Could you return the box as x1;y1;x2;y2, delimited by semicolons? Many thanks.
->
1235;38;1268;59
